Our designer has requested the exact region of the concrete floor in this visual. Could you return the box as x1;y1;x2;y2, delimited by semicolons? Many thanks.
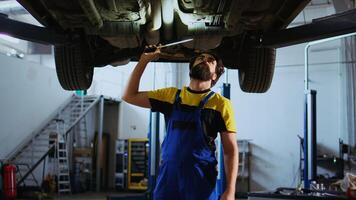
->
51;192;246;200
17;192;145;200
19;191;247;200
53;192;126;200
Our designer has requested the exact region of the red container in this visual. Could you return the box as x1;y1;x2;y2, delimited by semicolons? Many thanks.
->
3;165;16;200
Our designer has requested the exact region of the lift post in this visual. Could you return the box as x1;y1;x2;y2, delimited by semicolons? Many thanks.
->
216;83;231;196
302;31;356;189
147;111;161;199
303;90;317;189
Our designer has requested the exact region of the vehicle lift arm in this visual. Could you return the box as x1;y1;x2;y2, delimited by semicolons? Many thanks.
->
2;9;356;48
0;14;70;45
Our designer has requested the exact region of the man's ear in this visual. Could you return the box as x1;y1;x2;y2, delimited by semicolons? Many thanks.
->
212;73;217;81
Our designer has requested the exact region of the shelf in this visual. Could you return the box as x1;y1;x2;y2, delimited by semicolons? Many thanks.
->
131;173;144;177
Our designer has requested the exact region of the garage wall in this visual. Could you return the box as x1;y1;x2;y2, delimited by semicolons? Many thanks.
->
0;54;72;159
229;40;344;191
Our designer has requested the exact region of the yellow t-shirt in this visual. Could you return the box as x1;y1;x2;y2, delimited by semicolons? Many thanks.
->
147;86;236;150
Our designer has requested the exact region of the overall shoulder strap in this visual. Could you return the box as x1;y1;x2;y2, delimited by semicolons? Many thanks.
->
174;89;182;104
199;91;215;109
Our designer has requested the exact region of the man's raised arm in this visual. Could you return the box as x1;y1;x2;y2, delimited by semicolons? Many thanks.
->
122;46;160;108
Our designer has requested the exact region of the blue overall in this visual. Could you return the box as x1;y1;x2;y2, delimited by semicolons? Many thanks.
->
154;90;218;200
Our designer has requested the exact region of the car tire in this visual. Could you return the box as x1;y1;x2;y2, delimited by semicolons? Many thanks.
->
54;42;93;90
238;47;276;93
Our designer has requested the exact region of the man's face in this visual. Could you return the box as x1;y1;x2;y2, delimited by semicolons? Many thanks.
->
190;53;217;82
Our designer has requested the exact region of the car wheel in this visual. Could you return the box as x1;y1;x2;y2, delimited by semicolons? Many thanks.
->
54;42;94;90
238;47;276;93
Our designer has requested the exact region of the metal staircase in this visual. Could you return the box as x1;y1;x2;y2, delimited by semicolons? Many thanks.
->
5;95;101;188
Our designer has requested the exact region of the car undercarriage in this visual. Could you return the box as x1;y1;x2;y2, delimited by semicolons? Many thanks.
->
1;0;321;92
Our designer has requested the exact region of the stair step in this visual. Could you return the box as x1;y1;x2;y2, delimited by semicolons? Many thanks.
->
20;150;47;154
18;149;46;154
31;144;50;147
71;110;85;113
34;136;50;140
58;189;71;192
58;180;70;184
36;137;51;142
16;155;43;160
58;184;71;188
59;167;69;171
17;154;44;159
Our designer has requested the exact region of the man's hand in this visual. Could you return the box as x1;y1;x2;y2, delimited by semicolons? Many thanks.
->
140;44;161;63
220;189;235;200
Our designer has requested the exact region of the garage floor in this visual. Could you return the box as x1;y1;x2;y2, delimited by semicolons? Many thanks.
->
52;192;134;200
16;192;247;200
16;192;147;200
49;192;246;200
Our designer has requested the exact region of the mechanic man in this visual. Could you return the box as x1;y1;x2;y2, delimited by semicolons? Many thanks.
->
122;46;239;200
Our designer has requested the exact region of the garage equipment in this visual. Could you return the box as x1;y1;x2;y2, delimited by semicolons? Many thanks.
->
303;31;356;189
303;90;317;189
115;140;126;189
115;139;148;190
237;140;251;194
248;187;347;200
128;139;148;190
55;119;71;194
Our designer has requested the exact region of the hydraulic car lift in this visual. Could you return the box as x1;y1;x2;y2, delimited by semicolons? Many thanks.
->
1;9;356;49
258;9;356;48
0;13;69;46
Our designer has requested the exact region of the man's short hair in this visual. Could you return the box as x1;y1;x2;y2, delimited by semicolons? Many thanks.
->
189;52;225;87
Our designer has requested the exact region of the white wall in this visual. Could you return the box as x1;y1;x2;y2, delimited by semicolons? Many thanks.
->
228;39;344;190
0;54;72;159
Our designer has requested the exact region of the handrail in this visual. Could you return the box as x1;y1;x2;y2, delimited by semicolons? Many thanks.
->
64;96;101;136
4;95;99;162
17;145;55;185
16;163;40;187
15;95;101;185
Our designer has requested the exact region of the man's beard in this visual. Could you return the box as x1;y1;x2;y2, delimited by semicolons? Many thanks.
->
189;63;213;81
